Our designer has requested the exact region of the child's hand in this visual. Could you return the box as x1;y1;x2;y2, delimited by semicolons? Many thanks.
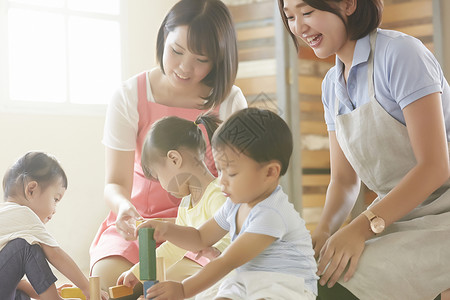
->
117;269;140;288
101;290;109;300
57;283;73;295
195;247;221;261
135;219;168;242
146;281;184;300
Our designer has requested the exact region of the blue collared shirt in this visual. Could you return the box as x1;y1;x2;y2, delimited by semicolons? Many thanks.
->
322;29;450;141
214;185;319;295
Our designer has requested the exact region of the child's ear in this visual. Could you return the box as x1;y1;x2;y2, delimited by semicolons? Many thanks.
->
265;161;281;179
167;150;183;167
25;181;38;199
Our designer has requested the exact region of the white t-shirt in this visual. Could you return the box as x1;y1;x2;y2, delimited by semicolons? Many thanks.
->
0;202;59;251
103;70;248;151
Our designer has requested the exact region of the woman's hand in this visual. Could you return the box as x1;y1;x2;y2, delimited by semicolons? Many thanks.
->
116;201;142;240
311;228;330;260
146;281;184;300
316;219;369;288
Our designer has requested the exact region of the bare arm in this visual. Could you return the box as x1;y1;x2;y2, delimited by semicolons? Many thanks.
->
312;132;360;256
317;93;450;287
368;93;449;224
146;232;276;299
137;218;227;253
182;232;275;297
17;280;39;299
41;244;89;297
105;147;141;239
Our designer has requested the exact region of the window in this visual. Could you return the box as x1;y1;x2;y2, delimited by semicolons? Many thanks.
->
1;0;123;113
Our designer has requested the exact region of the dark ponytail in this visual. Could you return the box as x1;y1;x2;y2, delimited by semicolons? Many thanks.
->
194;112;222;145
141;113;221;178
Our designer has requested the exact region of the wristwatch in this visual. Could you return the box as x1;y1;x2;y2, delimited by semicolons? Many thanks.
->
362;210;385;234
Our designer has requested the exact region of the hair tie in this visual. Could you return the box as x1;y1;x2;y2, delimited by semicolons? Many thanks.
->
194;120;200;127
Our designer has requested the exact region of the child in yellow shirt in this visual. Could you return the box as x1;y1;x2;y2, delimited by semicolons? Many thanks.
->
117;113;230;293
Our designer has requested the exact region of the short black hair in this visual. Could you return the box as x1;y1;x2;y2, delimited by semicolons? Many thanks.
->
3;152;68;200
212;108;293;176
278;0;383;51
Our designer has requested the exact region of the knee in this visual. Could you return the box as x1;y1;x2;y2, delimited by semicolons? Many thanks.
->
91;256;134;290
3;238;45;257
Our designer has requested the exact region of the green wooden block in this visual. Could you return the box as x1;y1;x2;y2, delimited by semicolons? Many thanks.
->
139;227;156;281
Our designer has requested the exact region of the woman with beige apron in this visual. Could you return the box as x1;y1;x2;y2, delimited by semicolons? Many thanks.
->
279;0;450;299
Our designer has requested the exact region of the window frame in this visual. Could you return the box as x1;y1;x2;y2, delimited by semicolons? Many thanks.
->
0;0;128;116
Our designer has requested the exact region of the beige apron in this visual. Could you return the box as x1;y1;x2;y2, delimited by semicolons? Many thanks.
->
336;31;450;300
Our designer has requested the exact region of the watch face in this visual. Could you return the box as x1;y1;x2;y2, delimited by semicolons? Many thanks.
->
371;217;386;234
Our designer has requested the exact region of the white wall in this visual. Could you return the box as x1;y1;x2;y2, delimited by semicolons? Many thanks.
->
0;0;177;272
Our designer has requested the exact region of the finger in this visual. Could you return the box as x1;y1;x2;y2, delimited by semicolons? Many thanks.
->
146;282;162;298
313;243;322;260
344;253;361;282
327;253;351;288
316;243;333;275
318;252;343;286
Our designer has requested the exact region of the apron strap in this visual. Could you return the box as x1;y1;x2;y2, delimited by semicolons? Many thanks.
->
367;30;377;101
137;72;147;103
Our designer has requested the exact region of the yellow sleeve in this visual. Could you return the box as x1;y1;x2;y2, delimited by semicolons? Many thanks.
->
130;262;140;280
155;196;191;269
201;181;231;253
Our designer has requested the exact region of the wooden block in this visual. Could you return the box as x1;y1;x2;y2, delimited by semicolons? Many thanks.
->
143;280;159;299
61;287;86;300
89;277;101;300
108;285;133;298
139;227;156;281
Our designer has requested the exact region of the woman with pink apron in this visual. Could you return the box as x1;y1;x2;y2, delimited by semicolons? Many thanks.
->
89;1;247;295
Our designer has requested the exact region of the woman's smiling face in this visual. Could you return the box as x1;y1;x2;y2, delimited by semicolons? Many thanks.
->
162;25;213;88
283;0;349;59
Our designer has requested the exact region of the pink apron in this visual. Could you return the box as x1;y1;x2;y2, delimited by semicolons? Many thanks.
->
90;72;219;267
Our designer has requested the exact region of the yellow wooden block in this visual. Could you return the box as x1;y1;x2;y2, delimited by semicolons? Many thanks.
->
109;285;133;298
136;218;163;227
60;287;86;300
89;277;101;300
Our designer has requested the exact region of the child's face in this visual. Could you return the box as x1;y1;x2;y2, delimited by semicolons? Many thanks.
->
213;146;272;207
145;155;190;199
283;0;349;59
28;177;65;224
162;25;213;88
